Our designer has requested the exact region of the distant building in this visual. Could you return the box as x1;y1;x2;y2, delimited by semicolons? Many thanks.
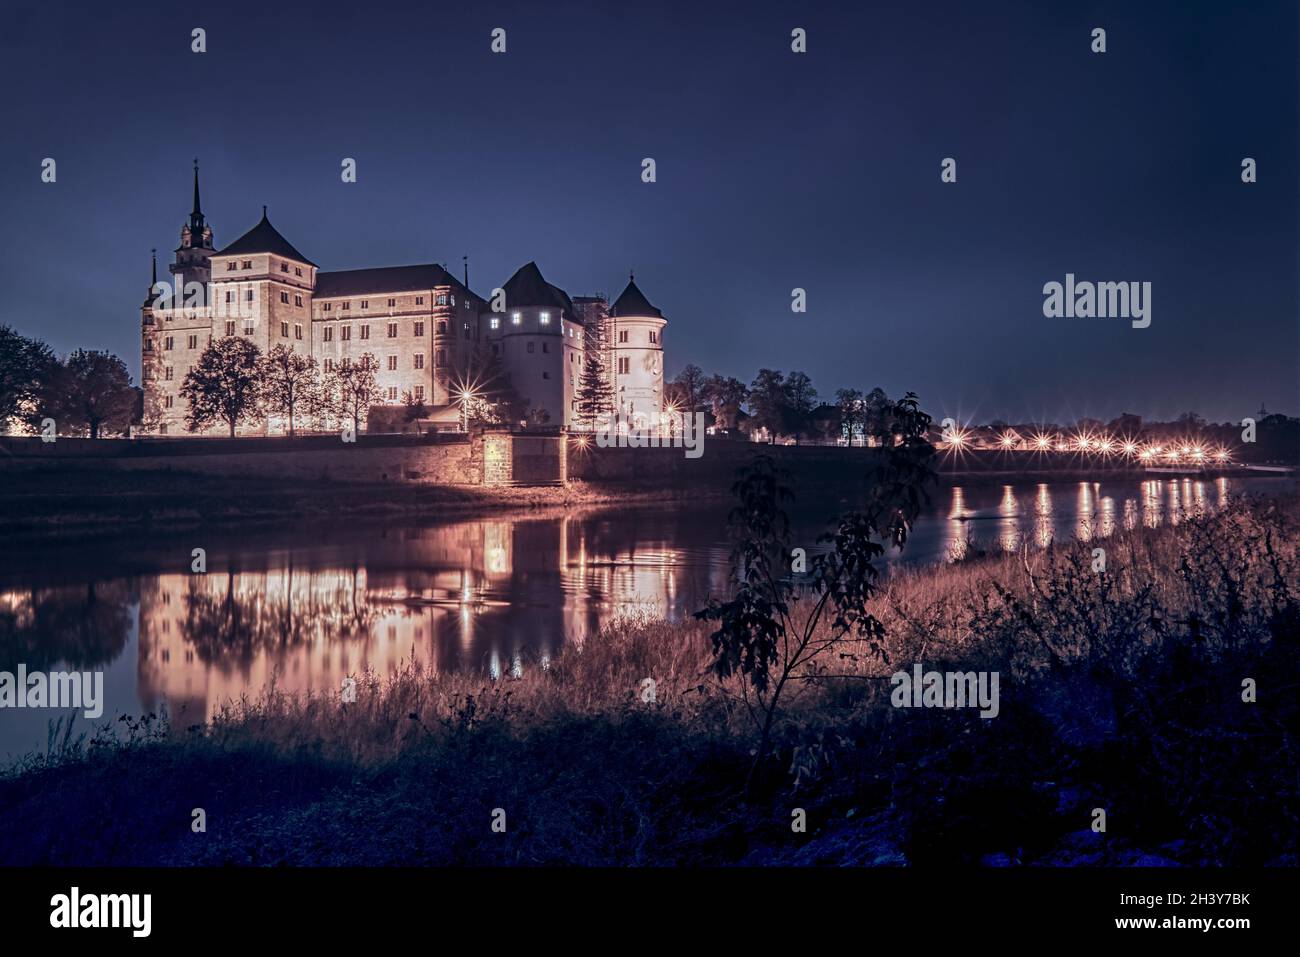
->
140;166;667;435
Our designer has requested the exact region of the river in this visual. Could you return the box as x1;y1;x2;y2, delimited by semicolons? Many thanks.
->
0;474;1292;759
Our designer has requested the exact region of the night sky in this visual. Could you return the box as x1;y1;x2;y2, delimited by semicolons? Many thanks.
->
1;0;1295;424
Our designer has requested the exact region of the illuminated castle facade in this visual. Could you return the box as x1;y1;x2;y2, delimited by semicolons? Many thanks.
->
140;167;667;434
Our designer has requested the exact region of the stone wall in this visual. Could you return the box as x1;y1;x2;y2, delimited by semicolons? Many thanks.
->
0;434;479;485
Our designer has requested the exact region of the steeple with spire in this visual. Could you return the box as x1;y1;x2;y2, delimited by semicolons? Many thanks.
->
170;160;215;297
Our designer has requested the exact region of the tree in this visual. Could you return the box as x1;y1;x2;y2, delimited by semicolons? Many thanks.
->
702;374;748;430
331;353;381;434
835;388;865;445
863;387;892;445
259;344;316;436
783;370;818;444
451;344;525;426
180;337;264;437
671;363;706;413
748;369;789;443
36;349;137;438
575;349;613;428
695;392;936;790
0;325;55;430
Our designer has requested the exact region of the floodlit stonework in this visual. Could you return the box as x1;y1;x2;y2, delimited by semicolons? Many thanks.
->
140;166;667;435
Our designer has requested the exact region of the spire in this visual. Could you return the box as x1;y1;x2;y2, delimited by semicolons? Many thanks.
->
463;254;469;288
151;248;157;287
191;159;202;218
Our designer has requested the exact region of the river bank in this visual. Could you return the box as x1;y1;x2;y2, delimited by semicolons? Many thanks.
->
2;496;1295;866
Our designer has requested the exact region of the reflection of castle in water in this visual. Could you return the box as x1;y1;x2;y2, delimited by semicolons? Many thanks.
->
136;514;730;721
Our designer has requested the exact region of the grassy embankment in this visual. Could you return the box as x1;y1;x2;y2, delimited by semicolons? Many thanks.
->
0;496;1295;866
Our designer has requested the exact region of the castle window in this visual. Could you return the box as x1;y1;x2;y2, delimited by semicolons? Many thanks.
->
387;322;397;338
324;358;334;372
436;294;447;306
618;357;630;374
295;267;303;277
463;322;470;336
540;312;550;324
542;342;549;354
435;349;445;368
280;321;289;338
188;334;198;349
618;330;629;343
413;354;425;370
542;372;550;379
164;366;174;381
295;294;303;307
280;292;289;304
387;355;397;370
387;387;397;400
164;395;174;409
243;320;255;336
227;262;237;271
225;320;235;336
323;303;331;312
294;323;303;340
241;260;252;270
415;297;424;305
511;312;521;325
324;326;334;342
527;342;534;354
387;298;396;307
245;289;254;301
342;301;350;310
413;385;425;401
164;336;174;350
490;317;500;330
144;338;153;352
360;324;370;340
225;291;235;303
361;300;369;309
341;326;352;341
413;321;425;336
437;320;447;334
649;330;658;344
280;263;288;273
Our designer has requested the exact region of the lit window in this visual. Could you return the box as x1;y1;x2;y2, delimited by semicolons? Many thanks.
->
511;312;521;324
540;312;550;324
490;317;500;330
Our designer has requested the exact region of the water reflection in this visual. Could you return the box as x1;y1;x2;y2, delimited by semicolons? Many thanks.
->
0;475;1288;757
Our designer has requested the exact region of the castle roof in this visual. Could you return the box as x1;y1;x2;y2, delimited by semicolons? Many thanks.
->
315;263;479;301
218;209;315;266
610;278;662;318
502;261;573;313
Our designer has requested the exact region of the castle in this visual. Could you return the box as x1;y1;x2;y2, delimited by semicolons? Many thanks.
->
140;165;667;435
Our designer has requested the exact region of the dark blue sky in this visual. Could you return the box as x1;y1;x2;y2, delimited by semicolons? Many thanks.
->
1;0;1295;423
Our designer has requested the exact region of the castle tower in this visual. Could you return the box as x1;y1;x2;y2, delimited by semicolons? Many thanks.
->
485;262;581;427
171;160;215;296
608;274;666;430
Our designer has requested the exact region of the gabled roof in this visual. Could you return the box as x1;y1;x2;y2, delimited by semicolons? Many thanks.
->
315;263;479;301
218;210;316;266
502;261;572;313
610;278;662;318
